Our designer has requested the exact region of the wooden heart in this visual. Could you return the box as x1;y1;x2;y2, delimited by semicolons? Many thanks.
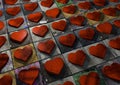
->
41;0;53;8
93;0;106;6
0;21;5;31
10;29;28;43
0;36;6;48
62;5;76;14
24;2;38;11
5;0;17;5
0;75;12;85
44;57;64;75
89;43;107;59
113;20;120;28
78;1;91;10
18;66;39;85
58;34;76;47
57;0;68;4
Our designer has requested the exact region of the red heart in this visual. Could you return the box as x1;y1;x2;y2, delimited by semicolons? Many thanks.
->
57;0;68;4
27;12;43;23
45;8;60;18
68;50;87;66
69;15;85;26
109;0;119;2
14;45;33;62
0;75;12;85
63;81;74;85
52;20;67;31
32;25;48;37
10;29;28;43
58;34;76;47
109;37;120;50
37;40;55;54
89;43;107;59
41;0;53;8
24;2;38;11
86;11;101;21
8;17;24;28
96;22;112;34
44;57;64;75
18;66;39;85
62;5;76;14
79;72;100;85
102;63;120;81
0;36;6;48
0;53;9;71
79;28;95;40
6;6;21;16
5;0;17;5
93;0;106;6
78;1;91;10
0;21;5;31
102;7;117;16
113;20;120;28
0;10;3;17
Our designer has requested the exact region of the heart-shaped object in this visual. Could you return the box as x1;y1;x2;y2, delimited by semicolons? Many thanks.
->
109;37;120;50
63;81;74;85
79;28;95;40
78;1;91;10
24;2;38;11
0;53;9;71
41;0;53;8
58;34;76;47
52;20;67;31
68;50;87;66
79;72;100;85
62;5;76;14
18;66;39;85
113;20;120;28
45;8;60;18
8;17;24;28
96;22;112;34
44;57;64;75
0;21;5;31
14;45;33;62
89;44;107;59
70;15;85;26
86;11;101;21
37;40;55;54
6;6;21;16
0;36;6;48
57;0;68;4
32;25;48;37
93;0;106;6
10;29;28;43
5;0;17;5
109;0;119;2
102;7;117;16
102;63;120;81
117;4;120;10
27;12;43;23
0;10;3;17
0;75;12;85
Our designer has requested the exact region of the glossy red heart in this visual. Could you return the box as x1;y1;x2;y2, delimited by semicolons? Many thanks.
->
0;21;5;31
0;53;9;71
69;15;85;26
102;63;120;81
57;0;68;4
8;17;24;28
27;12;43;23
93;0;106;6
78;1;91;10
62;5;76;14
41;0;53;8
44;57;64;75
6;6;21;16
14;45;33;62
68;50;87;66
58;34;76;47
32;25;48;37
0;36;6;48
96;22;112;34
89;44;107;59
86;11;101;21
79;28;95;40
0;75;12;85
63;81;74;85
52;20;67;31
45;8;60;18
109;37;120;50
113;20;120;28
10;29;28;43
24;2;38;11
18;66;39;85
0;10;3;17
5;0;17;5
37;40;55;54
